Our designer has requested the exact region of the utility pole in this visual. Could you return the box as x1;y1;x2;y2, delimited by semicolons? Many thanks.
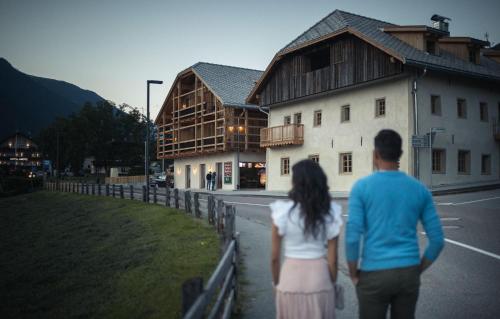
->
145;80;163;200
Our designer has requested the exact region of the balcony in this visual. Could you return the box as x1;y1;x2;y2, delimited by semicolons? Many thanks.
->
260;124;304;148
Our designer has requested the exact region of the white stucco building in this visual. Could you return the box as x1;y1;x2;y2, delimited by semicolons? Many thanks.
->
247;10;500;192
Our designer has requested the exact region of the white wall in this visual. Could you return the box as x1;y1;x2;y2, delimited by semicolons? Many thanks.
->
173;152;265;190
266;77;412;192
416;74;500;187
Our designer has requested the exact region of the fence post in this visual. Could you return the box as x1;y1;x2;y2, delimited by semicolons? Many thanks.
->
86;183;89;195
207;195;215;225
194;193;201;218
142;185;147;202
91;183;95;195
130;185;134;199
216;199;224;234
98;183;102;196
185;191;192;214
174;188;179;208
105;184;110;196
153;187;157;204
181;277;204;316
112;184;116;197
81;182;85;194
165;187;171;207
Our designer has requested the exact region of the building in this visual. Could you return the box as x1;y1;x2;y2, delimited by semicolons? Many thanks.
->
155;63;268;190
0;133;42;171
247;10;500;192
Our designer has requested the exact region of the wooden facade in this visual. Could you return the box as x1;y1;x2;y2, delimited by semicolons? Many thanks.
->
156;70;267;159
258;35;403;106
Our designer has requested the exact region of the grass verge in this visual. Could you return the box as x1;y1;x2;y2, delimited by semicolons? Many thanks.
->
0;191;219;318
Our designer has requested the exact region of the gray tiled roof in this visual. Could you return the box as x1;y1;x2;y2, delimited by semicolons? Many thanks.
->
281;10;500;80
191;62;263;108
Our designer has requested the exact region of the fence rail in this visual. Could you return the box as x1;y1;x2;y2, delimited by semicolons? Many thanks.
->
104;175;146;185
44;181;239;319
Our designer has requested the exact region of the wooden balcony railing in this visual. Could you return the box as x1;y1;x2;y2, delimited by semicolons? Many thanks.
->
260;124;304;148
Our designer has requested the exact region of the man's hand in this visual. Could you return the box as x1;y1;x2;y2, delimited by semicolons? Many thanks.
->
348;261;360;286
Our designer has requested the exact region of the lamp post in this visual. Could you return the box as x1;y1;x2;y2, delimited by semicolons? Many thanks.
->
429;127;445;190
229;113;245;190
145;80;163;200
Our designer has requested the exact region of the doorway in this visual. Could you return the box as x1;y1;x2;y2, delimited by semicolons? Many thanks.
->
185;165;191;189
200;164;206;189
216;162;222;189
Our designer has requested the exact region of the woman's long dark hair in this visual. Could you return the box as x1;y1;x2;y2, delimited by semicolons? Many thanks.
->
288;159;332;239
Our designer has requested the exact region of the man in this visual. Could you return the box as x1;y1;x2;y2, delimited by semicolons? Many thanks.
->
211;171;217;191
206;171;212;190
346;129;444;319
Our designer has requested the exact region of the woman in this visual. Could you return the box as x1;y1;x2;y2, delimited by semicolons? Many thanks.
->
270;159;343;319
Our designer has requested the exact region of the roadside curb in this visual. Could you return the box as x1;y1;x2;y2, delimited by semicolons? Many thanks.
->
431;183;500;196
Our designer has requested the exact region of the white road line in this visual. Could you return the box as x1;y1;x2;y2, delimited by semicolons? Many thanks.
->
223;201;270;207
435;202;454;206
420;232;500;261
450;196;500;206
440;217;461;221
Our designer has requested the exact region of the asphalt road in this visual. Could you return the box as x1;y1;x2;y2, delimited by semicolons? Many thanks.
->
203;189;500;319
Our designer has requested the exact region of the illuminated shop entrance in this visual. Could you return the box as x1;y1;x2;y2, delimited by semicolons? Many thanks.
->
239;162;266;189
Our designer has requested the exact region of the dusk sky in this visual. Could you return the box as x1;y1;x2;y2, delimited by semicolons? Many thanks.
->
1;0;499;119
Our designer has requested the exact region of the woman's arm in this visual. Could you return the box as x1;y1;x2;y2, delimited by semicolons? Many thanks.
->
327;236;339;283
271;224;282;286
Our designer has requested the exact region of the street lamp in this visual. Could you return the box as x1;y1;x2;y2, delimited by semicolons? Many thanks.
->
145;80;163;200
429;127;445;190
228;114;245;189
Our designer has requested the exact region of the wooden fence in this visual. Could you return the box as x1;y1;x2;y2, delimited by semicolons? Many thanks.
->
44;181;239;319
104;175;146;185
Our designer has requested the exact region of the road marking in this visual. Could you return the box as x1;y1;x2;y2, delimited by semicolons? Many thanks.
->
450;196;500;206
420;232;500;261
435;202;454;206
440;217;461;221
442;225;462;229
198;198;270;207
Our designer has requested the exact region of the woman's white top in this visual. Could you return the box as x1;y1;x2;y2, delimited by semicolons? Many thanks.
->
270;200;343;259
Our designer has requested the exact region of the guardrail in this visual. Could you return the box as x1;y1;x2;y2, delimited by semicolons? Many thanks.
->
44;181;239;318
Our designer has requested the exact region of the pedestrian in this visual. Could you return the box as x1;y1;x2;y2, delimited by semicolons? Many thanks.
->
270;159;343;319
346;129;445;319
206;171;212;190
211;171;217;191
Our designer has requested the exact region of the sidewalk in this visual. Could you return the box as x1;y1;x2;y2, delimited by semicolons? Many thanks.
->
187;180;500;199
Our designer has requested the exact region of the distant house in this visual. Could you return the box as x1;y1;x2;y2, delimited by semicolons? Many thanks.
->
247;10;500;191
154;62;268;190
0;133;42;171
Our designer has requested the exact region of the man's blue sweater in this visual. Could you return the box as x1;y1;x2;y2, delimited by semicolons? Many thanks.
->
346;171;445;271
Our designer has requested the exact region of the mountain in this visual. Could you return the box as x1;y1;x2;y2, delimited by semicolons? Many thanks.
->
0;58;105;140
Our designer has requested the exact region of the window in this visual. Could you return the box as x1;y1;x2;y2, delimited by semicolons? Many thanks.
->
375;98;386;117
293;112;302;124
284;115;291;125
340;153;353;174
341;105;350;122
334;42;345;64
281;157;290;175
468;49;476;63
305;47;330;72
481;154;491;175
426;40;436;55
309;154;319;164
457;98;467;118
457;150;471;174
480;102;488;122
431;95;441;115
314;110;322;127
432;149;446;174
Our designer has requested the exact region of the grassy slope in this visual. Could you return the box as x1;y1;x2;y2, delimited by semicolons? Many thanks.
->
0;191;218;318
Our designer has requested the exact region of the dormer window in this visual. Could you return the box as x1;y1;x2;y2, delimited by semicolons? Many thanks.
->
468;49;476;63
426;40;436;55
305;47;330;72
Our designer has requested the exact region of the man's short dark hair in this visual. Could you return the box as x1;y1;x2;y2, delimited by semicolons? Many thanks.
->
374;129;402;162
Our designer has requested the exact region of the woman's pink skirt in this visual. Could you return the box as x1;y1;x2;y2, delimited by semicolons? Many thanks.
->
276;258;336;319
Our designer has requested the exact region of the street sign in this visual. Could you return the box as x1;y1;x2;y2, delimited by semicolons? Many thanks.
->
411;135;429;148
431;127;446;133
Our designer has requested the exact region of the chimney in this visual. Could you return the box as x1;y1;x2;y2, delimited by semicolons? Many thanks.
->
431;14;451;32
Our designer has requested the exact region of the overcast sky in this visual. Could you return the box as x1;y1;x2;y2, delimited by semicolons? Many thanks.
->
1;0;499;119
